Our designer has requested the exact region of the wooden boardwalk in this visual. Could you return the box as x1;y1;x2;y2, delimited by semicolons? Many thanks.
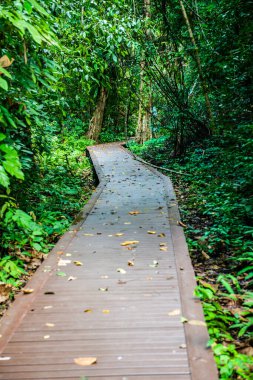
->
0;143;218;380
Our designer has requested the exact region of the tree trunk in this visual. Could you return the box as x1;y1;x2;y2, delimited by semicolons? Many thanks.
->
178;0;214;129
87;87;107;141
136;0;152;144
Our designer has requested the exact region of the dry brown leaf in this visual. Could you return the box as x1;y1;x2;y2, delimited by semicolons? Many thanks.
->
56;251;64;255
0;55;14;75
0;283;12;303
121;240;139;246
0;55;14;68
129;210;140;215
23;288;34;295
147;231;156;234
177;221;187;228
74;357;97;366
128;260;135;266
73;261;83;266
159;243;166;247
239;346;253;356
168;309;181;316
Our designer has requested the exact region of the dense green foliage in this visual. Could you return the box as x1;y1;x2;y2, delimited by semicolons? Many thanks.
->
0;0;252;378
128;126;253;379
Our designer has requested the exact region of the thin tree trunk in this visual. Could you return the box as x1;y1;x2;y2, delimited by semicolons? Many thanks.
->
136;0;152;144
179;0;214;129
87;87;107;141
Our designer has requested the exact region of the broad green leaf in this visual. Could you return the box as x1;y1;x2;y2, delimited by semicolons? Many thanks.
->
27;0;49;17
0;133;6;142
0;67;12;79
0;77;8;91
0;166;10;188
3;160;24;180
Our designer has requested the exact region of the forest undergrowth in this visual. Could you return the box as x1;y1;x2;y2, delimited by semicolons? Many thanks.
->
0;123;95;317
128;124;253;380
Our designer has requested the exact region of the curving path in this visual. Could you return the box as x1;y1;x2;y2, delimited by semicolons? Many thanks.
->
0;143;218;380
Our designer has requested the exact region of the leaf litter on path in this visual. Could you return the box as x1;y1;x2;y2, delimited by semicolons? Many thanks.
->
74;357;97;366
121;240;139;246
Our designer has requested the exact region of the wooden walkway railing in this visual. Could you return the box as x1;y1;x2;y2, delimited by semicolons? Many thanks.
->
0;143;218;380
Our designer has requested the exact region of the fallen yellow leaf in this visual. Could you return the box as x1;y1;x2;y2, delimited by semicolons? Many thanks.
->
168;309;181;316
74;357;97;366
115;233;124;237
45;323;55;327
157;233;166;237
188;320;206;327
121;240;139;246
160;247;168;252
128;260;135;266
84;309;93;313
147;231;156;234
44;335;50;340
23;288;34;294
73;261;83;266
129;210;140;215
99;287;108;292
102;309;110;314
83;233;94;236
159;243;166;247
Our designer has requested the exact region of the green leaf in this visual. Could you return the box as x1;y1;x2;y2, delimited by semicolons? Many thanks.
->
3;160;24;180
0;67;12;79
0;166;10;188
31;242;42;251
56;271;67;277
24;0;33;13
27;0;49;17
0;77;8;91
0;133;6;142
